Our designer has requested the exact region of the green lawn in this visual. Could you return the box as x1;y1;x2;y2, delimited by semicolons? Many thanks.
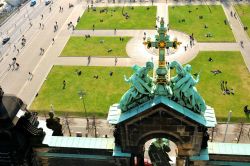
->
169;5;235;42
30;66;132;117
60;36;131;57
234;4;250;37
31;53;250;122
76;6;156;30
185;51;250;122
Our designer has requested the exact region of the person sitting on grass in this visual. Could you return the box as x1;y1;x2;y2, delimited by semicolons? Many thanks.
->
244;105;250;114
211;70;222;75
208;57;213;62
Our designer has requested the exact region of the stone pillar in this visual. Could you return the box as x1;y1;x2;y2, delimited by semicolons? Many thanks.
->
137;153;145;166
130;154;135;166
176;156;185;166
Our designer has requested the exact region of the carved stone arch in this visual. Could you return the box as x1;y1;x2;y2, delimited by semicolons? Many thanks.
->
136;130;184;149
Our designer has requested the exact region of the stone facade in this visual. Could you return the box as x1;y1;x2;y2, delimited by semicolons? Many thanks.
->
114;103;208;166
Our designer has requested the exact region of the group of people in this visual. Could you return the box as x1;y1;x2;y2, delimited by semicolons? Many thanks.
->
8;57;19;71
220;80;234;95
40;48;45;55
183;33;195;51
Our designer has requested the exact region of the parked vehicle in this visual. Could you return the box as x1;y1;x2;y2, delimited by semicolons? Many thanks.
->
30;0;36;7
45;0;51;6
2;37;10;45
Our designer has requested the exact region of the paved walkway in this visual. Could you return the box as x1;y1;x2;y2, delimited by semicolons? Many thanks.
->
0;0;249;112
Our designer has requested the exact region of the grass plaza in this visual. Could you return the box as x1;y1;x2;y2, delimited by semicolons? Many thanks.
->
1;1;250;165
31;51;250;122
234;4;250;37
61;36;131;57
28;3;250;123
76;6;157;30
169;5;235;42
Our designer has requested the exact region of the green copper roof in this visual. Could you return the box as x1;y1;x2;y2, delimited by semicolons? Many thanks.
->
207;161;250;166
208;142;250;156
108;96;217;127
190;148;209;161
190;142;250;161
113;146;131;157
43;136;115;150
37;152;113;160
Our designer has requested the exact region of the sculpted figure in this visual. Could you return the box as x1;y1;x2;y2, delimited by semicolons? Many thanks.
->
119;62;154;112
170;61;206;113
46;111;63;136
148;138;172;166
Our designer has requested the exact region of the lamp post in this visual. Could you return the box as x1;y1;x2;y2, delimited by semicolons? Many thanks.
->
223;110;232;142
78;90;89;132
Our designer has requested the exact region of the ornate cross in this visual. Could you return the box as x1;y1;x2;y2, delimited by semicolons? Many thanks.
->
144;18;181;84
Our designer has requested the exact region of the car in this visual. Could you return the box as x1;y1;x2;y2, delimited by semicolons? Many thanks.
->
45;0;51;6
30;0;36;7
2;37;10;45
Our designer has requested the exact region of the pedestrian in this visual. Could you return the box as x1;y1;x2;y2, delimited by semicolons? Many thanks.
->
40;48;45;55
39;23;41;28
54;25;57;32
184;46;187;51
30;22;32;27
115;56;118;66
240;40;244;48
88;56;91;64
41;14;43;19
92;24;95;31
234;12;236;18
16;63;19;70
17;49;19;54
52;38;55;44
230;11;233;17
13;45;16;50
12;57;16;63
8;64;11;71
28;72;33;81
62;80;66;89
49;6;51;12
114;28;116;35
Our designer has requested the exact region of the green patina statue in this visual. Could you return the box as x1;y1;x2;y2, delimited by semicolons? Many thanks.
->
148;138;172;166
144;18;180;96
120;62;154;112
119;17;206;114
170;61;206;113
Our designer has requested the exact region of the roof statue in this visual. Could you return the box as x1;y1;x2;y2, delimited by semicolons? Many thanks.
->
119;62;154;112
170;61;206;113
119;18;206;114
148;138;172;166
0;86;4;100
